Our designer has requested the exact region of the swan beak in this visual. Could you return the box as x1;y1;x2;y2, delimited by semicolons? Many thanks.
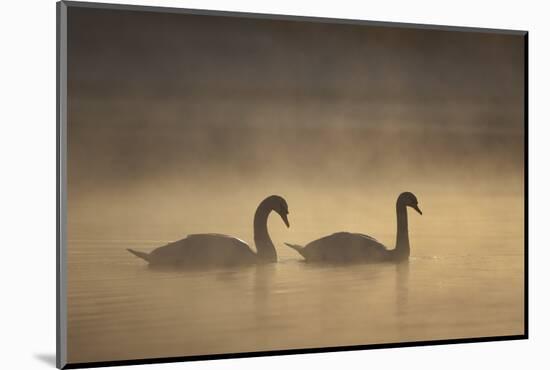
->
412;204;422;215
281;213;290;228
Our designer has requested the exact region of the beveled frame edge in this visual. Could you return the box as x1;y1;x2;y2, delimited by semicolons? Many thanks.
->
57;1;68;368
61;335;527;369
61;0;527;35
55;1;529;369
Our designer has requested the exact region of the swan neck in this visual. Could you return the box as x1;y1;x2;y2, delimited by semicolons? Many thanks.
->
253;202;277;262
394;202;410;259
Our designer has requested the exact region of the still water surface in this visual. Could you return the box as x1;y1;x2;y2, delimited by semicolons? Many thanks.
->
67;194;524;363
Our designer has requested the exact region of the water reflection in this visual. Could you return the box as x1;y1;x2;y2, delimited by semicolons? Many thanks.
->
395;262;410;316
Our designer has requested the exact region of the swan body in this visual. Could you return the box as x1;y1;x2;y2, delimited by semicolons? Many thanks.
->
128;234;257;267
285;232;389;263
128;195;290;268
285;192;421;264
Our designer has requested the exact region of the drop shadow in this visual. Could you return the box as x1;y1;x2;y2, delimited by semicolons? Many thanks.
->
34;353;56;367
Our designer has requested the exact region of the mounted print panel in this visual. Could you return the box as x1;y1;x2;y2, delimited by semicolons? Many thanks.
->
57;1;527;368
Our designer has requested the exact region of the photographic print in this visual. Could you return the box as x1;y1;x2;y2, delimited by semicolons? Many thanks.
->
57;1;527;368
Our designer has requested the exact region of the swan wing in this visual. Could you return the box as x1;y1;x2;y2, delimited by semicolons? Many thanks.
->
149;233;256;267
306;232;383;248
352;233;382;244
186;233;250;247
303;232;388;263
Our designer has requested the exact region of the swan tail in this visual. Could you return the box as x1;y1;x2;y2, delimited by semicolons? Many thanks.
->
284;242;305;257
127;248;151;263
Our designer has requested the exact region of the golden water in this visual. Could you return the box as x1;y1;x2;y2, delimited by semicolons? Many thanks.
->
67;190;524;363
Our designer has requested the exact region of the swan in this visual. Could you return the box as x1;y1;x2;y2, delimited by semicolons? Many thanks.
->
127;195;290;267
284;192;421;263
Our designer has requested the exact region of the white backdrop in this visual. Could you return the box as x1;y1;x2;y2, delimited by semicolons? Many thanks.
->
0;0;546;368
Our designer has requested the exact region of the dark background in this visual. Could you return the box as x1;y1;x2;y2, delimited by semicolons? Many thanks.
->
66;7;524;237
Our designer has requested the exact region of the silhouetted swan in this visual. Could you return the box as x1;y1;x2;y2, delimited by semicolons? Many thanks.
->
285;192;421;263
127;195;290;267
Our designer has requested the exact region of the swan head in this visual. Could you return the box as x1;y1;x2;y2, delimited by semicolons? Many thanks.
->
397;192;422;215
264;195;290;228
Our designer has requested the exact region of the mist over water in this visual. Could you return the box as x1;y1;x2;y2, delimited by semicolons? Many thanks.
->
66;7;524;364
